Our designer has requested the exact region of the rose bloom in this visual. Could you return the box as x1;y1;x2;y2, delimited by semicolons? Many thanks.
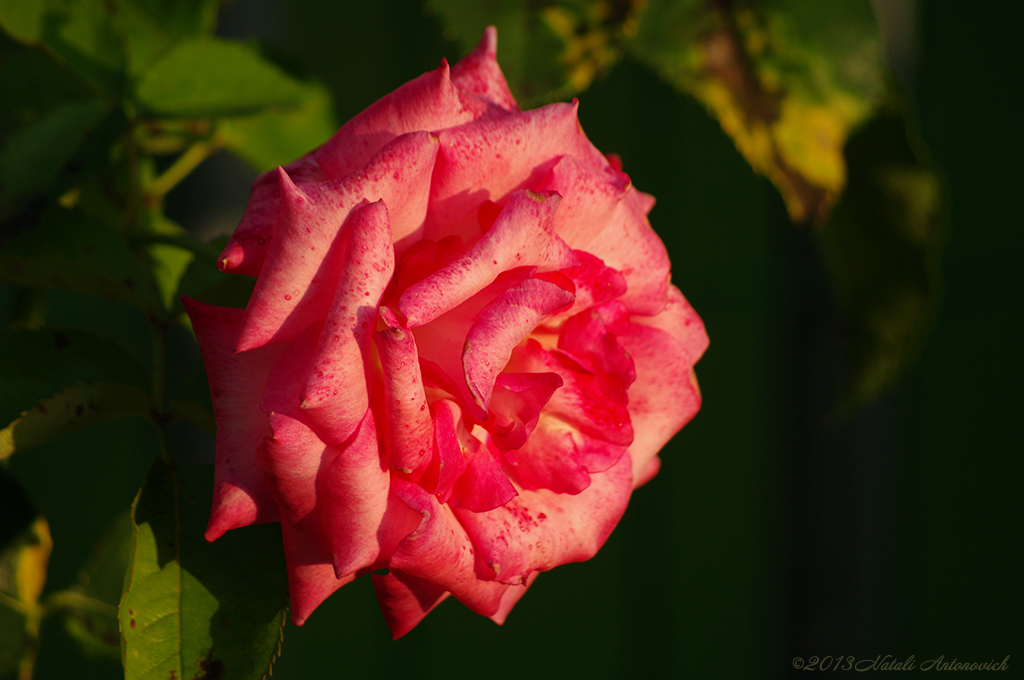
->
184;28;707;638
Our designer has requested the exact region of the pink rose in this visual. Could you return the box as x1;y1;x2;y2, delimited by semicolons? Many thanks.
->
183;27;707;638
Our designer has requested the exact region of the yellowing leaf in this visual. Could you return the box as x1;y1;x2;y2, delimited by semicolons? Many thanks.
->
631;0;885;222
0;516;52;678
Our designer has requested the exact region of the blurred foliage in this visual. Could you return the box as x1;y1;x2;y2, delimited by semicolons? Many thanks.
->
0;0;958;677
821;104;944;410
0;0;332;676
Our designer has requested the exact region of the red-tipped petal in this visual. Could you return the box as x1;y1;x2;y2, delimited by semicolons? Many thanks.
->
463;277;575;413
219;152;326;277
508;411;628;495
314;59;475;179
183;298;284;541
258;411;330;523
399;190;575;328
456;452;634;585
374;307;434;475
429;399;470;503
317;409;390;578
508;417;592;494
236;133;436;351
536;155;671;315
488;571;538;625
426;102;611;244
450;26;519;113
388;479;510;616
281;517;354;626
555;250;627;318
372;570;450;639
509;340;634;447
618;286;707;482
299;201;394;445
447;436;517;512
557;302;636;392
487;371;563;452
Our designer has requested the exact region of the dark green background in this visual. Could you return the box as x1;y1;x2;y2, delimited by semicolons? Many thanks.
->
9;0;1020;677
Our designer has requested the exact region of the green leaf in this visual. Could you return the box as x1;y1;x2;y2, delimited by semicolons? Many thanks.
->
0;205;164;319
820;105;945;407
0;516;51;679
0;98;108;213
0;37;96;153
0;325;150;428
58;512;134;661
120;0;217;40
629;0;886;221
120;460;288;680
112;0;217;75
0;382;155;461
220;81;337;172
38;0;129;98
135;38;306;118
2;0;129;97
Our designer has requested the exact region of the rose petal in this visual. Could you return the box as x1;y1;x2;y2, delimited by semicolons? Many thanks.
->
634;455;661;488
259;320;319;419
399;190;576;328
456;452;634;585
258;411;329;523
298;200;394;445
314;59;481;180
633;189;656;215
487;371;563;452
508;414;628;494
507;417;592;494
316;408;389;578
426;399;470;503
389;235;464;301
182;298;285;541
450;26;519;113
509;340;633;447
554;250;627;318
281;517;354;626
447;435;517;512
629;285;709;368
388;479;510;616
410;269;534;416
426;101;611;244
488;571;537;625
236;132;437;351
556;301;636;395
218;153;326;277
536;154;671;315
373;307;434;475
463;276;575;414
371;570;450;639
617;286;708;484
